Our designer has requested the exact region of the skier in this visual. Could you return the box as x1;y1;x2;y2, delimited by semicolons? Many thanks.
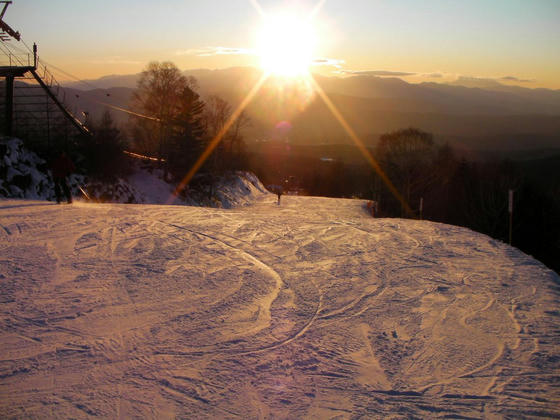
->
276;185;283;205
50;151;75;204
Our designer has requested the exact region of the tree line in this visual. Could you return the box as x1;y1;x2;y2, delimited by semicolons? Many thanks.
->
79;61;249;188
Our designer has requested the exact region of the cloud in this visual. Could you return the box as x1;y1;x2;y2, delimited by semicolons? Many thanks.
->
500;75;534;83
338;69;416;77
424;72;443;78
453;75;536;87
176;47;255;57
453;76;504;88
311;57;345;68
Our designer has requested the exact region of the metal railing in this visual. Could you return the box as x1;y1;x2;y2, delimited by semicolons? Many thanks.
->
0;51;32;67
0;41;88;145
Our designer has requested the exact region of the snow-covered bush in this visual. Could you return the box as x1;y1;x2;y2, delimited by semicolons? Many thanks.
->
0;137;85;201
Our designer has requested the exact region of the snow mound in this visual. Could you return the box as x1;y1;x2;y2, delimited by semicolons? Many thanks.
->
126;164;184;204
125;164;269;207
213;171;269;208
83;178;142;204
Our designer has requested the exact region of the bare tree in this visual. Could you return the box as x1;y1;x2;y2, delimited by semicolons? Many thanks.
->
375;127;435;217
203;95;250;172
205;95;231;138
229;109;251;170
130;61;197;159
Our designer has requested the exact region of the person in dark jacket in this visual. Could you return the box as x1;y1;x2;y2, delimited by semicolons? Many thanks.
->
51;152;75;204
276;185;283;205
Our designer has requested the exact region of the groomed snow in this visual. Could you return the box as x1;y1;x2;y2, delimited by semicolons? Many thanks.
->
1;195;559;418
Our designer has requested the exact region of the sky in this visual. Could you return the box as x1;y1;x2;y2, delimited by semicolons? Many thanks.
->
4;0;560;88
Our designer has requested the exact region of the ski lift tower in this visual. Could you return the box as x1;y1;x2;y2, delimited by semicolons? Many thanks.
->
0;1;31;136
0;1;90;138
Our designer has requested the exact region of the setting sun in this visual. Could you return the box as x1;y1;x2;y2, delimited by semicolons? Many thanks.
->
257;13;316;77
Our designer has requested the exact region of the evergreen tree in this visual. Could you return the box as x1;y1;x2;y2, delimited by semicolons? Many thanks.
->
82;109;129;181
166;86;206;177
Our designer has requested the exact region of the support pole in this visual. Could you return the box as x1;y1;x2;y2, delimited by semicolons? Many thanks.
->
46;93;50;149
5;75;13;136
508;189;514;245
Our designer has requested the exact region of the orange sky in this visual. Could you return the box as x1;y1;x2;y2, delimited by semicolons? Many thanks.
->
4;0;560;89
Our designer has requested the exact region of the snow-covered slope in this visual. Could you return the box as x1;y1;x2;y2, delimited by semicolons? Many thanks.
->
127;165;268;208
1;196;558;418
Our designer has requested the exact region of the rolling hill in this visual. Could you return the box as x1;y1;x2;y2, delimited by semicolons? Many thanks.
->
60;67;560;154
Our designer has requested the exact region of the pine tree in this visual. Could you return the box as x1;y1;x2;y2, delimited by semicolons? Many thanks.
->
82;109;129;181
166;86;206;177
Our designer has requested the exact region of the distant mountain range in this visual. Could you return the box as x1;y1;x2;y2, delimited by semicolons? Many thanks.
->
61;66;560;154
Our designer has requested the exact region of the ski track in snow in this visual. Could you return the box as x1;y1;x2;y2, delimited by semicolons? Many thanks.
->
1;195;559;418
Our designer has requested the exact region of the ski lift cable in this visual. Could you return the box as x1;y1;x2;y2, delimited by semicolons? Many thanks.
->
6;35;116;94
38;59;161;123
39;59;104;91
2;35;33;57
2;38;27;54
20;38;33;54
94;101;161;122
0;40;11;54
3;35;161;123
0;40;26;66
1;38;30;63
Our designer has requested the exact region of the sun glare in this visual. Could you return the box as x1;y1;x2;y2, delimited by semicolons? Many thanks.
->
257;13;316;77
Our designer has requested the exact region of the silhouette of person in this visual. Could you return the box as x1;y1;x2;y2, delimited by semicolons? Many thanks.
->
50;152;75;204
276;185;283;205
